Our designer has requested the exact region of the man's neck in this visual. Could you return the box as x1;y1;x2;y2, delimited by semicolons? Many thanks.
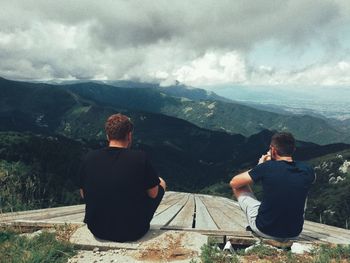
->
275;156;293;162
108;140;129;148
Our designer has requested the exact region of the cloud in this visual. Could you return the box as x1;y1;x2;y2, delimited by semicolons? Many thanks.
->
250;61;350;86
0;0;350;85
173;51;247;86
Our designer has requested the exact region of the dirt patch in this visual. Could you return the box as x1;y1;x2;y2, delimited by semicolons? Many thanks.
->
134;232;198;261
55;224;80;242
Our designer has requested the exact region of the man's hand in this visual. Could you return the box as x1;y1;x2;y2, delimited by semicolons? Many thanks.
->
258;152;271;165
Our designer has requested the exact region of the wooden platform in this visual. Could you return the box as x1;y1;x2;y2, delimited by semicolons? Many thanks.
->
1;191;350;245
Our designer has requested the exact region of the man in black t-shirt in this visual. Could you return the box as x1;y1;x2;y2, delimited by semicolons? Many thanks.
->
230;132;315;240
79;113;166;242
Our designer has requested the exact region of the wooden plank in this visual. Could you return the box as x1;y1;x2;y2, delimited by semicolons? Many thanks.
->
303;221;350;239
301;228;350;244
151;194;189;227
154;192;187;216
220;198;249;225
202;195;246;225
45;212;85;223
194;196;218;230
161;227;255;237
200;195;245;231
167;194;195;229
160;191;180;204
0;205;84;222
3;220;84;228
14;207;85;221
301;229;347;244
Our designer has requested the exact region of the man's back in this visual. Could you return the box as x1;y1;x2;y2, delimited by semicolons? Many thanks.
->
249;160;315;238
79;147;160;242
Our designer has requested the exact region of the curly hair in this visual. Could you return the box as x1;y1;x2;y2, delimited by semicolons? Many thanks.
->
105;113;134;140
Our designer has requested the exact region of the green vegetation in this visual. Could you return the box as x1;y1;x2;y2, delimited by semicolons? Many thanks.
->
199;244;239;263
243;244;277;258
311;244;350;263
0;132;85;212
0;229;76;263
306;149;350;228
195;243;350;263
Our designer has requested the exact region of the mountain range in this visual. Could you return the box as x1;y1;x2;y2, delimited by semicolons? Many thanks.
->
0;76;350;228
54;79;350;145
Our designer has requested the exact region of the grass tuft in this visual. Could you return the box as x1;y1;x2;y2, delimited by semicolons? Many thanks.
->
311;244;350;263
0;229;76;263
199;243;239;263
244;244;277;258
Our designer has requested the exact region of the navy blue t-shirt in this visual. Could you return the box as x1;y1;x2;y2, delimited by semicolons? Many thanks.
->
249;160;315;238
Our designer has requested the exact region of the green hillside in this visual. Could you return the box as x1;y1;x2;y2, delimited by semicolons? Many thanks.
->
1;77;350;228
306;149;350;228
56;78;350;145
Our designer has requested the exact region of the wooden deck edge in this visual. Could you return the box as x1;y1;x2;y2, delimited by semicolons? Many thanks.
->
161;226;255;237
0;220;85;230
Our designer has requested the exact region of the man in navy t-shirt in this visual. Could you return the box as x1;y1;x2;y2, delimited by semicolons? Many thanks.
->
230;132;315;240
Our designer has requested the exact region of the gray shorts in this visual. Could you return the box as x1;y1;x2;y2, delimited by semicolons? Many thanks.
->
237;192;293;241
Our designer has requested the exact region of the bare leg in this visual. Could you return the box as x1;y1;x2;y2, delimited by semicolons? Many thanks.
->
232;185;253;200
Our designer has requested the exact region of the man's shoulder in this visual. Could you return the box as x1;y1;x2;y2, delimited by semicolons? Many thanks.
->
294;161;314;171
122;149;147;159
85;148;146;159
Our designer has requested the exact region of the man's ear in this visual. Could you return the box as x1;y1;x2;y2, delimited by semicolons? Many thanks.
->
127;132;133;148
271;147;278;159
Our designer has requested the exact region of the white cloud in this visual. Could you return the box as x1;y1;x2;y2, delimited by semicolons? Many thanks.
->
0;0;350;86
173;51;247;86
249;61;350;86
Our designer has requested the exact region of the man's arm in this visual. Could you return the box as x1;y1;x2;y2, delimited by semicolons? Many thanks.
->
230;171;254;189
230;152;270;189
147;177;166;199
147;185;159;199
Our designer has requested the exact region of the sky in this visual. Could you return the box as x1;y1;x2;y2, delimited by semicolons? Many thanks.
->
1;0;350;87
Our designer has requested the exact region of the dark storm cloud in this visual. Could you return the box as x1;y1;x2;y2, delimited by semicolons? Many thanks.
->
0;0;349;84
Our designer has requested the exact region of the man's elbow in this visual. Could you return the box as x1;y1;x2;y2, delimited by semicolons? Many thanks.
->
148;191;158;199
230;178;238;189
147;186;159;199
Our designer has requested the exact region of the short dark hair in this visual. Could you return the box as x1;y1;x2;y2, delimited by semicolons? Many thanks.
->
105;113;134;140
270;132;296;157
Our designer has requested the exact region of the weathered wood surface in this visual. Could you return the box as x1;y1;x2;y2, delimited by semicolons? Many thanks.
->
1;191;349;244
194;195;218;230
167;194;195;228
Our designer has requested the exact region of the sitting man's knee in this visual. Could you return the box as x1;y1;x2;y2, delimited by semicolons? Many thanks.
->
232;185;253;199
159;177;166;191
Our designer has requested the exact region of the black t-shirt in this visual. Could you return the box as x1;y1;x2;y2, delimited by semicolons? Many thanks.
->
79;147;160;242
249;160;315;238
